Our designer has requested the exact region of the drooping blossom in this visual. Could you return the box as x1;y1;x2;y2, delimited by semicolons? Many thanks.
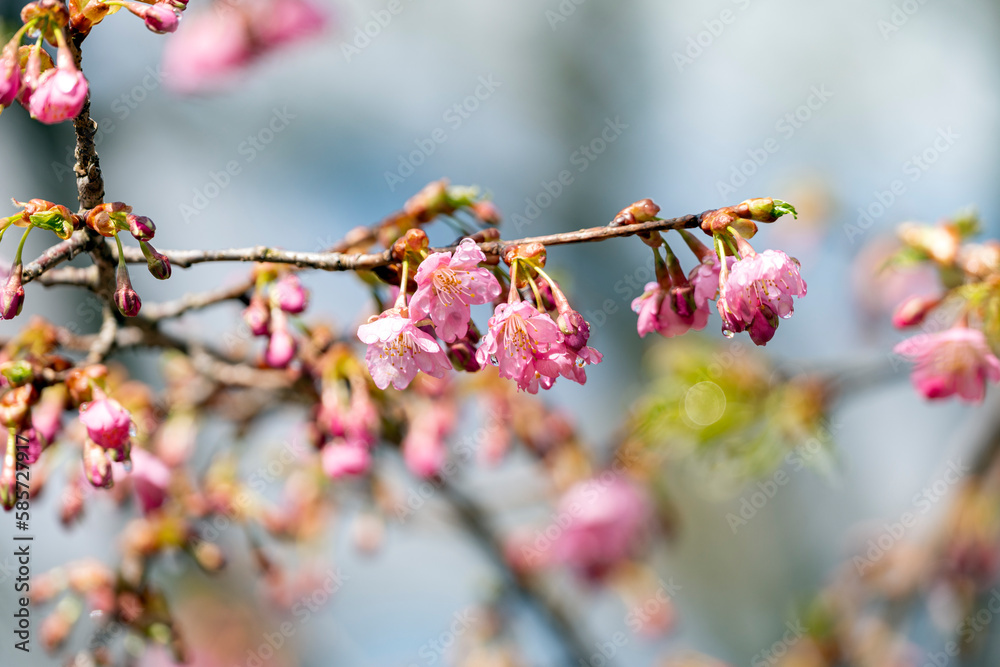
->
83;439;113;488
402;403;456;478
16;428;43;465
717;249;806;345
475;301;562;383
271;274;308;314
121;1;181;33
161;6;253;94
1;265;24;320
527;340;603;392
410;238;501;342
552;475;650;581
0;43;20;107
162;0;326;95
357;309;451;390
265;313;297;368
893;327;1000;403
631;259;721;339
243;294;270;335
79;397;132;460
27;44;88;124
321;441;371;479
112;449;171;513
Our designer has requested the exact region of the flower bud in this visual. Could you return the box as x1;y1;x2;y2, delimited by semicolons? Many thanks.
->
264;312;297;368
899;223;961;266
79;397;133;458
0;42;21;108
243;294;270;336
86;202;131;237
470;200;502;226
611;198;660;227
557;309;591;352
128;214;156;241
28;204;75;239
446;326;482;372
1;264;24;319
125;1;181;33
83;439;113;488
892;294;942;328
0;384;37;428
140;241;171;280
700;208;739;234
271;274;308;314
391;228;429;261
114;263;142;317
28;42;87;124
66;365;107;405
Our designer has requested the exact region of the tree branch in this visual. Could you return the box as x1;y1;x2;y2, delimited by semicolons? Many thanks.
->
115;213;706;271
437;481;597;666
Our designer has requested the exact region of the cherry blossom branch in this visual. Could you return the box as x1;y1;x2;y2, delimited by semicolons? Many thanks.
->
114;213;706;272
139;279;255;321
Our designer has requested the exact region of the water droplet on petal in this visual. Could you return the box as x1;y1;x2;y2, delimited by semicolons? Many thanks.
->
90;610;103;618
780;312;792;320
129;422;137;438
122;459;133;473
722;328;734;339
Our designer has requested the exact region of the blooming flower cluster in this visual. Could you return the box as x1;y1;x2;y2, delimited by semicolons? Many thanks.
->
1;0;186;125
162;0;326;95
630;198;806;347
887;215;1000;403
356;232;602;394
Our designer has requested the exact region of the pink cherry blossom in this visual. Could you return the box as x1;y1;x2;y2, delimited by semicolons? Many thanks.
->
123;1;180;33
272;274;308;314
16;428;43;465
265;325;297;368
112;449;171;514
402;403;455;478
321;441;371;479
162;6;254;95
410;238;502;342
251;0;328;49
475;301;562;382
28;48;88;125
357;309;451;390
83;439;113;488
893;327;1000;403
0;44;20;107
717;250;806;346
552;475;649;581
79;398;132;459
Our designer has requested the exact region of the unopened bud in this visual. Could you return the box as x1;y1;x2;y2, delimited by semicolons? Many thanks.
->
243;294;270;336
83;439;113;488
1;264;24;319
611;198;660;227
66;365;107;405
391;228;429;261
140;241;171;280
271;274;308;314
892;294;942;328
114;263;142;317
128;214;156;241
700;208;739;234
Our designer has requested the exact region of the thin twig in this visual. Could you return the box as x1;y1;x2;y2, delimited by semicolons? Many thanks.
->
437;481;597;666
115;214;706;272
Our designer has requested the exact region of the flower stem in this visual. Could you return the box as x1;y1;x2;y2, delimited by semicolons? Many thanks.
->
13;226;33;265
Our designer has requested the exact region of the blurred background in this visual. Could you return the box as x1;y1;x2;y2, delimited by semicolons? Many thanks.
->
2;0;1000;664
